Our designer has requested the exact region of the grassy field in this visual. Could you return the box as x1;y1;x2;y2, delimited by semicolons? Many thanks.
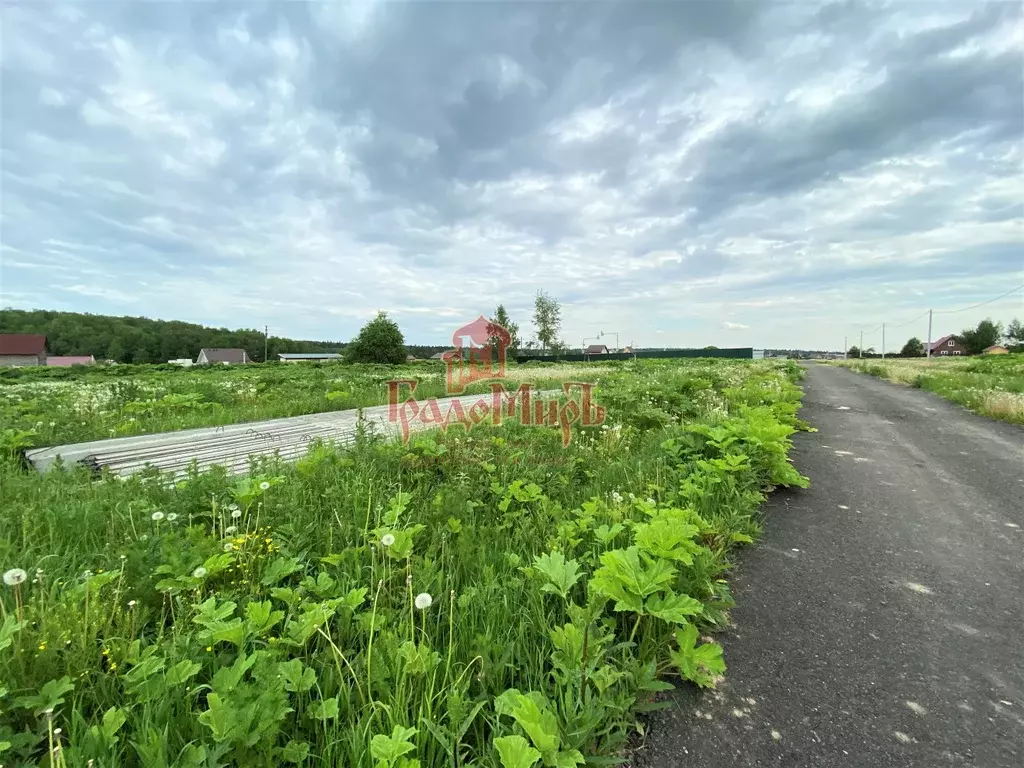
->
1;358;809;767
0;361;617;452
829;354;1024;424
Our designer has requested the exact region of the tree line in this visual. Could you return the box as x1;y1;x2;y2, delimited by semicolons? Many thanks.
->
0;309;346;364
0;293;569;366
847;317;1024;358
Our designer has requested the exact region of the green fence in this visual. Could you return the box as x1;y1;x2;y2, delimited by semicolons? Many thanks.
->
513;348;754;363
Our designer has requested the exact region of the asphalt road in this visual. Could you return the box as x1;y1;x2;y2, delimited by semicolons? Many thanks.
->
636;363;1024;768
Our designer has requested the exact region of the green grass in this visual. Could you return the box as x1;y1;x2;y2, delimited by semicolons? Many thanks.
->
0;359;809;767
829;355;1024;424
0;360;617;449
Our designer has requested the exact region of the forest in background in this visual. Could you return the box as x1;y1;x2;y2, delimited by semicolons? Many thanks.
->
0;309;457;363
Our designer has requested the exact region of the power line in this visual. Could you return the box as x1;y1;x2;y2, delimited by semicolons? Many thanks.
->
886;309;931;329
932;282;1024;315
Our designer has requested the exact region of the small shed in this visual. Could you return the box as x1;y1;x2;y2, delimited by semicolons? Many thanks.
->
982;345;1009;355
196;348;251;365
278;353;342;363
47;355;96;367
0;334;47;367
585;344;609;355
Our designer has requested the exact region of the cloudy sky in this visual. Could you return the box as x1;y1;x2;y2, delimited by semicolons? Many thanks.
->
2;1;1022;351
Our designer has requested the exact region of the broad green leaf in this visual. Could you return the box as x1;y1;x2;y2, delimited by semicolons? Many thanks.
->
553;750;586;768
588;547;676;613
0;617;26;652
262;556;304;586
165;660;202;687
281;740;311;764
494;735;541;768
210;652;256;693
308;697;339;720
245;600;285;635
634;518;701;564
645;592;703;624
530;551;581;600
370;725;418;762
279;658;317;693
670;624;726;688
101;707;127;741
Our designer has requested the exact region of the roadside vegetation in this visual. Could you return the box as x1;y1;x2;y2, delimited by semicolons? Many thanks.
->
830;355;1024;424
1;358;809;767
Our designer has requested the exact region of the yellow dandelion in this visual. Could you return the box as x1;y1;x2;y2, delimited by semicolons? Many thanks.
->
206;646;213;652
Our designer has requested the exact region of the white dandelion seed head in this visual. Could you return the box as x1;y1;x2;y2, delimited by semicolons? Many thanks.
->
166;513;179;522
414;592;433;610
3;568;27;586
223;543;234;552
259;481;270;491
228;504;239;512
151;511;165;522
231;510;242;519
192;567;207;578
381;533;396;547
225;525;238;535
128;600;137;607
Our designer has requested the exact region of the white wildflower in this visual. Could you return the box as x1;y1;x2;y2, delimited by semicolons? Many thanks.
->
414;592;433;610
225;525;238;535
611;491;623;504
231;509;243;519
193;567;207;578
3;568;27;586
228;504;239;512
166;513;179;522
259;481;270;491
151;511;165;522
223;543;234;553
128;600;137;607
381;533;396;547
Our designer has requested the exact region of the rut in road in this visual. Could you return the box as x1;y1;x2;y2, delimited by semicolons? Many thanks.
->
635;363;1024;768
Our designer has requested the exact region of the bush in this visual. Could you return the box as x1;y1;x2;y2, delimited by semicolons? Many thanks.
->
345;312;407;365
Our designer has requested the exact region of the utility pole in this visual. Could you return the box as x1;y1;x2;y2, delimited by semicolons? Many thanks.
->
860;330;863;358
926;309;933;359
844;336;848;360
881;323;885;359
264;325;269;363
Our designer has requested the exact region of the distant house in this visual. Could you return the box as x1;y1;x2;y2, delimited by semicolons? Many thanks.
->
585;344;609;355
927;335;968;357
430;351;448;360
47;355;96;367
406;354;419;362
983;345;1009;355
278;353;342;363
0;334;47;367
196;348;251;365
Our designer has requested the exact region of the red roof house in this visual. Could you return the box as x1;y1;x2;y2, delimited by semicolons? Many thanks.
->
0;334;47;367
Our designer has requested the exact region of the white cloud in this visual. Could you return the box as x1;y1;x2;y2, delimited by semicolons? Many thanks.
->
723;322;750;331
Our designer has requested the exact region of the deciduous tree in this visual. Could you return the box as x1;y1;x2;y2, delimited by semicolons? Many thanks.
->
345;312;407;364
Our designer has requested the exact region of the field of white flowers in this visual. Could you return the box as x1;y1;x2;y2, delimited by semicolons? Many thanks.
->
1;358;809;767
830;355;1024;424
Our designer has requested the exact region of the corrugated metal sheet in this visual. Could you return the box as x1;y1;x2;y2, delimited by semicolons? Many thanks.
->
26;390;551;479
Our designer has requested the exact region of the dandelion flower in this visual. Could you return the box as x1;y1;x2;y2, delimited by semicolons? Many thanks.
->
414;592;432;610
228;504;239;512
166;513;179;522
225;525;238;535
151;511;165;522
231;509;243;519
128;600;137;607
193;567;207;578
223;543;234;553
381;533;396;547
259;481;271;491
